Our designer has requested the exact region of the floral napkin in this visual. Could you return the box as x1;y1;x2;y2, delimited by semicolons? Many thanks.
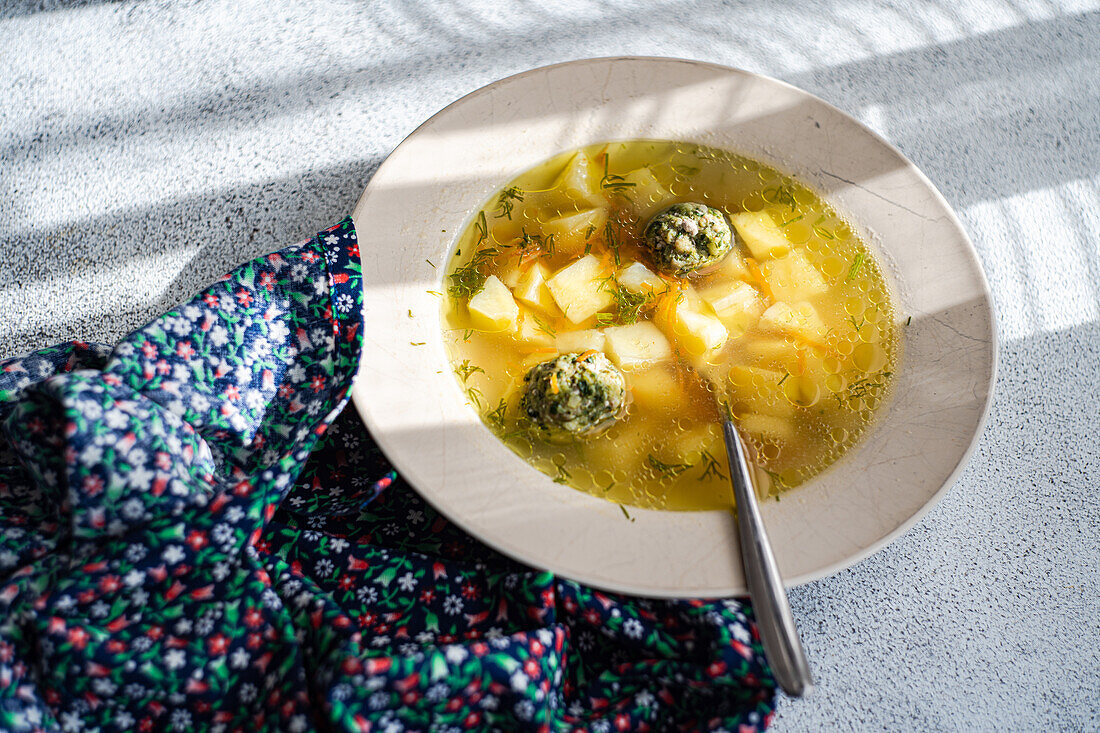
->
0;218;776;732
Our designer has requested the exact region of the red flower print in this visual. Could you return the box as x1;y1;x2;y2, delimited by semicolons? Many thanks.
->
365;658;391;675
246;633;263;649
310;375;325;393
203;293;219;307
530;639;544;656
236;289;253;307
732;640;752;660
583;609;601;625
464;712;481;728
278;384;294;399
244;607;264;628
615;714;631;731
420;589;436;603
302;249;319;263
67;627;89;650
707;660;727;677
98;575;120;593
523;658;540;678
156;359;170;375
224;384;240;401
461;582;478;600
186;530;208;551
401;691;420;706
348;242;360;257
259;272;276;291
339;576;355;590
176;341;195;359
471;642;488;657
563;596;578;613
141;341;156;358
147;625;163;640
207;633;229;656
82;475;104;496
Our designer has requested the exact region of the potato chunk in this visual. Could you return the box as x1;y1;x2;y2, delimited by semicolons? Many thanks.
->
617;261;664;295
542;208;607;258
658;286;728;356
628;366;682;412
698;280;764;335
512;262;561;315
513;306;556;347
622;167;672;219
554;151;607;208
761;249;828;302
468;275;519;332
555;329;606;353
545;255;615;323
730;210;791;260
604;322;673;369
759;301;827;344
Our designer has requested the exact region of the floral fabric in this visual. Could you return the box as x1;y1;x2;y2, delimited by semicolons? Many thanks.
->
0;217;776;732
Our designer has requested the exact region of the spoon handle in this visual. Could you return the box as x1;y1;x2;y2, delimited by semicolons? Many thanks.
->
722;420;814;698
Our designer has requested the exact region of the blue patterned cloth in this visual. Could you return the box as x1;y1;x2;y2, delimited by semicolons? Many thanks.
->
0;218;776;732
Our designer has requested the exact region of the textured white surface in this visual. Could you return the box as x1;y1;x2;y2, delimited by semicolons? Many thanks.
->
1;1;1097;729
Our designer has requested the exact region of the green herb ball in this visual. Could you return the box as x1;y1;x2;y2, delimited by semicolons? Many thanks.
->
521;352;627;436
643;202;733;275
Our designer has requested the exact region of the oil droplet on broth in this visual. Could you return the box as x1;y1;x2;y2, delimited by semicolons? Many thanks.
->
442;140;898;510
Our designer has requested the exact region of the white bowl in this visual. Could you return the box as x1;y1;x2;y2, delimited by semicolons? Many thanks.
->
350;57;996;597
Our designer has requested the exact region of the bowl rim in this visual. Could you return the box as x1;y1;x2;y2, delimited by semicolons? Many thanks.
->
350;56;999;597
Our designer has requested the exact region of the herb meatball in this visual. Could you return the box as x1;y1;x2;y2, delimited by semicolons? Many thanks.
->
643;202;733;275
521;352;627;436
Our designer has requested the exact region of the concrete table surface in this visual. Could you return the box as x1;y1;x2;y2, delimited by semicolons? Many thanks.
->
1;1;1097;729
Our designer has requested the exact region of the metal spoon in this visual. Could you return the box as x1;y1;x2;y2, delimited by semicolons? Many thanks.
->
722;420;814;698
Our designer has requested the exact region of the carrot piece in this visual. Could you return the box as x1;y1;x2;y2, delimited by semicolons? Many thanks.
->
550;373;560;394
521;345;559;355
577;349;600;362
744;258;775;303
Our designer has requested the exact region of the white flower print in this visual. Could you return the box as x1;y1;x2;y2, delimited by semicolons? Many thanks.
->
510;670;529;692
79;444;103;465
164;649;186;670
230;648;249;669
623;618;643;639
268;319;290;344
212;562;231;581
480;694;498;711
190;392;210;412
115;712;134;728
0;550;16;568
730;621;751;644
162;545;185;564
124;569;144;587
60;712;82;732
288;716;308;733
514;699;535;721
425;683;449;702
104;407;129;429
335;293;355;313
444;645;468;665
131;588;149;606
368;692;389;710
92;678;117;696
90;601;109;618
125;544;147;562
126;465;154;491
291;263;309;282
287;364;306;383
55;595;74;612
443;596;463;615
174;618;192;634
225;506;245;523
239;683;257;702
415;631;435;644
397;572;417;592
370;635;390;647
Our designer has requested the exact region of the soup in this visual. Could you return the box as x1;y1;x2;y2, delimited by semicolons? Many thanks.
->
441;140;898;511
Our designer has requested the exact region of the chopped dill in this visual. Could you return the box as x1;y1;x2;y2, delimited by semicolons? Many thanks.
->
552;461;572;485
475;211;488;244
485;399;507;430
583;223;597;255
493;186;525;220
763;184;798;211
532;314;556;337
848;315;865;333
425;258;436;268
407;309;414;318
672;164;700;177
603;219;623;266
697;449;727;482
619;504;635;522
603;480;616;493
846;252;865;282
448;243;500;298
454;360;485;383
835;371;893;406
780;214;804;227
905;315;912;326
410;342;425;346
600;154;636;199
777;372;790;386
426;290;443;298
693;147;722;162
763;468;788;493
465;387;484;409
647;454;694;479
595;312;617;326
462;329;474;342
813;215;835;240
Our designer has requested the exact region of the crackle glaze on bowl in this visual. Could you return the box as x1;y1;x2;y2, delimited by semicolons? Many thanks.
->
350;57;996;597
